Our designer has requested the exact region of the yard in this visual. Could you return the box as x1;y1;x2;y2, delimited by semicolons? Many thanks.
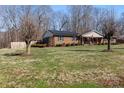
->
0;44;124;88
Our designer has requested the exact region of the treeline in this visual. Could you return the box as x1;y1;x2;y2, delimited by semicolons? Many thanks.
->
0;6;124;53
0;6;52;49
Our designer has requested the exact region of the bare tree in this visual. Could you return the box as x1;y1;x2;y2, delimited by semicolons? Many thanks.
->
69;5;93;44
19;6;36;55
102;8;117;51
58;13;69;31
2;6;20;43
92;8;105;31
51;11;70;31
117;12;124;35
69;6;82;33
34;6;52;40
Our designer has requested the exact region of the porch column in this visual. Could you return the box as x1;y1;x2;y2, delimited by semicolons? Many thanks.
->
82;37;84;45
96;38;98;44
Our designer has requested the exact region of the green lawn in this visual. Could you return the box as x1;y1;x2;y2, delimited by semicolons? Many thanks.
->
0;44;124;88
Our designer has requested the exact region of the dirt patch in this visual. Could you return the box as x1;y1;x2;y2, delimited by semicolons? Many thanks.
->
4;51;32;57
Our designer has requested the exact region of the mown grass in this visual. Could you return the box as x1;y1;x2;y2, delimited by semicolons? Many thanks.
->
0;44;124;87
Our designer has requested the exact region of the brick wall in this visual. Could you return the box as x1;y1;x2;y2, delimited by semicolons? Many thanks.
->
53;36;79;46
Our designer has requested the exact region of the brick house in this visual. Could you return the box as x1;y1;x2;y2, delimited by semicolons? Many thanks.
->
42;30;116;47
42;30;79;46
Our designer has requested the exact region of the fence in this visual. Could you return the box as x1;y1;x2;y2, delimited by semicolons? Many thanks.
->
11;41;37;49
11;42;26;49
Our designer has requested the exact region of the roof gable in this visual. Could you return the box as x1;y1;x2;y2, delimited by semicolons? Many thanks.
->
82;31;103;38
43;31;53;38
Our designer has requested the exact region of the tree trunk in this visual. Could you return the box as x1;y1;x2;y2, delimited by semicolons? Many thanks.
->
26;43;31;55
107;38;111;51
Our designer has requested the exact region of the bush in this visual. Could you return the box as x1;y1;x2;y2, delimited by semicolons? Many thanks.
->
31;44;47;48
71;43;78;46
66;44;71;46
55;44;62;47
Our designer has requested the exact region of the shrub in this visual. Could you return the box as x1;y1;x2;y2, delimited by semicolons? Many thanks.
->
31;44;47;48
66;44;71;46
55;44;62;47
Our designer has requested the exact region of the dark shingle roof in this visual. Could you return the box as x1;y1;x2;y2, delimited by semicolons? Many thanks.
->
48;30;78;37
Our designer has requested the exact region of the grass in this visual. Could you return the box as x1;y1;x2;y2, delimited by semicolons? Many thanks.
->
0;44;124;87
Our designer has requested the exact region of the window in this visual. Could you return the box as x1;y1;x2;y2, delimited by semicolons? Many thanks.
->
58;36;64;41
